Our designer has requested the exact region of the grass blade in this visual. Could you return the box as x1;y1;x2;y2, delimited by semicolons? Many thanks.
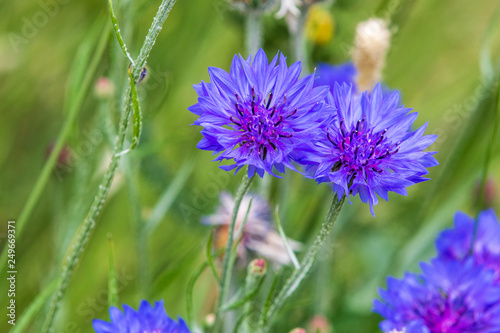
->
214;173;255;331
11;281;57;333
145;157;195;234
274;206;300;270
206;231;221;284
0;16;109;276
186;261;208;327
108;0;135;65
107;234;119;307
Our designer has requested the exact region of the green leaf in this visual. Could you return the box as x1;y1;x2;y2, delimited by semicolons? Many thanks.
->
108;0;135;65
206;230;221;284
186;261;208;327
274;206;300;269
128;67;142;151
222;277;265;311
258;271;280;328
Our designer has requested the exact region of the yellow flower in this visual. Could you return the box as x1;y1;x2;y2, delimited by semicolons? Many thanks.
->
305;5;334;46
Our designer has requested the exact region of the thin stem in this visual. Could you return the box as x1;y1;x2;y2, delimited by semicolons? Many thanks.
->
41;1;177;331
472;73;500;250
11;281;57;333
291;7;309;70
0;19;109;275
214;173;255;331
261;195;345;331
245;10;262;56
274;206;300;269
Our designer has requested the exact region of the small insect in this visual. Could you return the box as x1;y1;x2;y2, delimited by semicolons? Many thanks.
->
127;65;148;84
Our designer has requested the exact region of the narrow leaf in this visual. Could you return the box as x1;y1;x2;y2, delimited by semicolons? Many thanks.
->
222;277;265;311
258;271;279;328
108;0;135;65
186;261;208;327
206;230;221;284
274;206;300;269
128;67;142;150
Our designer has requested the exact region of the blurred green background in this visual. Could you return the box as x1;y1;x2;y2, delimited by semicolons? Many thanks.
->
1;0;500;332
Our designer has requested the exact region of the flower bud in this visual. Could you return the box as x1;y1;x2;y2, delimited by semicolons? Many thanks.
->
94;77;114;99
475;177;498;208
249;258;267;277
203;313;216;329
289;328;306;333
351;18;391;92
46;142;72;168
308;314;331;332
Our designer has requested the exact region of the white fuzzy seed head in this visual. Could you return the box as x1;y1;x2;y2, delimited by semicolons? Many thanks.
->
351;18;391;92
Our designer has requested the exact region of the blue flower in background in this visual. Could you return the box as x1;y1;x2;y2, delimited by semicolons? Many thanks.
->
298;82;438;215
93;300;190;333
313;62;357;92
374;258;500;333
436;209;500;281
189;48;333;178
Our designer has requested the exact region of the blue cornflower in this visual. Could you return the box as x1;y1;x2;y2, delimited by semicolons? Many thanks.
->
92;300;190;333
298;82;438;215
313;62;357;92
189;48;333;177
436;209;500;281
374;258;500;333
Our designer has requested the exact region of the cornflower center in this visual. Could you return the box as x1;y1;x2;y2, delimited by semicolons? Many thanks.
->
230;87;295;160
329;117;400;179
419;297;482;333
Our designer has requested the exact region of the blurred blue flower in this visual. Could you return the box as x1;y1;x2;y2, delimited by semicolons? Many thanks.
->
189;48;333;178
313;62;357;92
92;300;190;333
374;258;500;333
297;83;438;215
436;209;500;281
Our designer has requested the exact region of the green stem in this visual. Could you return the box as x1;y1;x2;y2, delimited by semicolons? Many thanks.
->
472;73;500;249
245;10;262;56
214;173;255;331
41;1;177;331
261;195;345;331
11;281;57;333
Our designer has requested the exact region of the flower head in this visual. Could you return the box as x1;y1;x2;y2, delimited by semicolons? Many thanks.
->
352;18;391;91
299;83;438;215
189;48;332;178
436;209;500;281
374;258;500;333
203;192;301;265
92;300;190;333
